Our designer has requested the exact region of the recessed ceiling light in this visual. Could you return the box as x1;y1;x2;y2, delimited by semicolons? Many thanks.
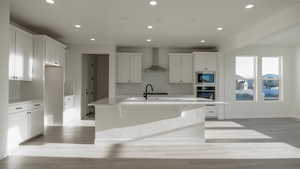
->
217;27;224;31
200;40;206;43
146;39;152;42
147;25;153;29
245;4;255;9
149;0;158;6
45;0;55;4
74;24;81;28
90;38;96;41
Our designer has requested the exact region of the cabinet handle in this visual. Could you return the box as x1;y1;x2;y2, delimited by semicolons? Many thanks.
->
16;107;23;110
34;104;41;107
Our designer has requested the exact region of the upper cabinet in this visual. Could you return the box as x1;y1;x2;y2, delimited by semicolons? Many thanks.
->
169;53;193;83
45;37;65;66
193;52;217;72
117;53;142;83
9;26;33;81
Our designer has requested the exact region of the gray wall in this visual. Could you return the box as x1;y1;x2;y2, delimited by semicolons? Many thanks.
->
0;0;9;159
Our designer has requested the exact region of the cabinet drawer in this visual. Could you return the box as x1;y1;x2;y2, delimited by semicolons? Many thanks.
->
9;104;28;114
28;103;43;110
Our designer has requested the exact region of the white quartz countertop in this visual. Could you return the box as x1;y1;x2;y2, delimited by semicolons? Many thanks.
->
90;96;226;106
9;99;42;106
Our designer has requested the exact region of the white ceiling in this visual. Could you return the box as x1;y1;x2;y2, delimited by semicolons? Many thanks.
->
259;24;300;46
10;0;300;47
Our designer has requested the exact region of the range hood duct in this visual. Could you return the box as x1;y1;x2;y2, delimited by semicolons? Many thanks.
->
144;48;167;72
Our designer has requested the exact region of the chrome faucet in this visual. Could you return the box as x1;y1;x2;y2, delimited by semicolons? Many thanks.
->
144;83;154;100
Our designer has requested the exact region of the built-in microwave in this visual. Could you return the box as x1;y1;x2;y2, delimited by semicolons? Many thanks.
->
196;71;216;85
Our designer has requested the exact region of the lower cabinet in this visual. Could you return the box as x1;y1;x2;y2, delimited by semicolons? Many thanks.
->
28;109;44;139
8;103;44;151
7;112;27;149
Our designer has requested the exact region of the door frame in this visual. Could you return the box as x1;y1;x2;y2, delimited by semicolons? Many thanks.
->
81;53;110;119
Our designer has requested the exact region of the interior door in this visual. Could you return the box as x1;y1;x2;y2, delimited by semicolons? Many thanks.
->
81;55;89;117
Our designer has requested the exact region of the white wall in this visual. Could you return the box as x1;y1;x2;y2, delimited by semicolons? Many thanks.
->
0;0;9;159
294;45;300;118
65;44;116;118
222;45;295;119
116;47;198;96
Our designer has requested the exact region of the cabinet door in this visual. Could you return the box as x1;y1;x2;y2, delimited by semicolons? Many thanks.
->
181;55;193;83
8;112;27;148
205;53;217;71
28;109;44;138
9;28;16;80
58;45;65;67
54;42;64;66
130;54;142;83
169;54;182;83
117;54;131;83
194;52;217;71
45;39;55;65
15;29;33;81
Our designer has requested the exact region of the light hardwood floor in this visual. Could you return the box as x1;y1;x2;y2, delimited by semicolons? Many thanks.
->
1;118;300;169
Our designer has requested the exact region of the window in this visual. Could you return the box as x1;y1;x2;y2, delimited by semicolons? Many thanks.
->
235;56;256;101
262;57;281;101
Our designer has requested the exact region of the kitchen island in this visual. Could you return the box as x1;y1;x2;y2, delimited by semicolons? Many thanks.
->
90;97;225;145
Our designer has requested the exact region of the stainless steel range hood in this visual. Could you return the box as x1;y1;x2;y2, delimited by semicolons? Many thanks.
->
144;48;167;72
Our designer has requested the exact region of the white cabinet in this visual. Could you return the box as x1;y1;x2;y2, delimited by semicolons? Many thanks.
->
45;37;65;66
28;108;44;138
7;111;27;149
9;28;16;80
9;26;33;81
64;95;74;110
117;53;142;83
8;101;43;151
169;53;193;83
193;52;217;71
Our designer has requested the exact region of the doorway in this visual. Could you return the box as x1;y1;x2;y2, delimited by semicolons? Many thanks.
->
81;54;109;120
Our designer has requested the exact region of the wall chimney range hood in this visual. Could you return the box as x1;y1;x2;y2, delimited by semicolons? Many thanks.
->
144;48;167;72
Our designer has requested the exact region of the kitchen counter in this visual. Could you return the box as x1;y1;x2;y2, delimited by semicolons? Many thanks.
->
90;96;225;106
92;96;225;145
9;99;42;106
